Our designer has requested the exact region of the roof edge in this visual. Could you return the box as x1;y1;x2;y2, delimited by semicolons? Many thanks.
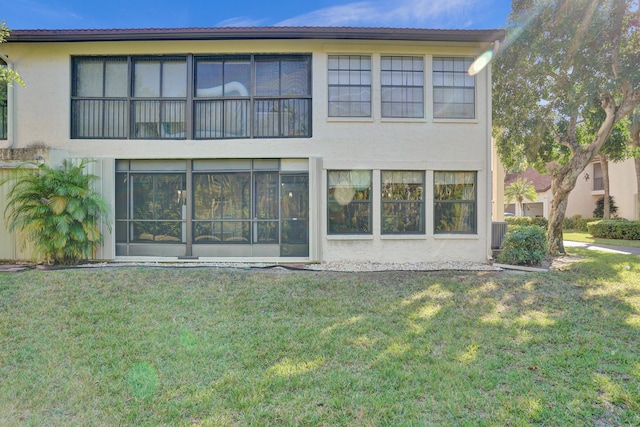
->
6;26;505;43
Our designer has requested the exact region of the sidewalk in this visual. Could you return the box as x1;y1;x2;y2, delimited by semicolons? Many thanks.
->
564;240;640;255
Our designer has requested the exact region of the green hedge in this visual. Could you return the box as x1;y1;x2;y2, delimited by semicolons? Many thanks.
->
587;220;640;240
497;225;548;266
562;214;597;232
505;216;548;229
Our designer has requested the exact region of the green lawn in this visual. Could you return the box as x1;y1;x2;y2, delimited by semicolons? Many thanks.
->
564;230;640;249
1;251;639;426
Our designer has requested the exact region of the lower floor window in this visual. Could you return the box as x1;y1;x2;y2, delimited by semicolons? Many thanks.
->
381;171;425;234
434;171;477;234
327;170;372;234
115;159;309;257
1;93;8;140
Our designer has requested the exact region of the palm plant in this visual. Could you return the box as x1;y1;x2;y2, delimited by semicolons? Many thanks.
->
2;159;110;265
504;177;537;217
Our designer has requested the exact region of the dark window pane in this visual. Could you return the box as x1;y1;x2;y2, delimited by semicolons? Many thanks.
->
255;172;279;219
327;170;371;234
195;58;251;98
75;59;104;97
256;58;280;96
131;174;154;219
162;61;187;97
221;221;250;243
132;221;156;241
224;61;251;94
382;202;424;233
115;221;127;243
193;221;222;243
132;100;186;139
381;171;424;234
432;57;475;119
328;201;371;234
193;173;250;220
280;58;310;96
115;173;128;219
195;61;223;96
134;61;161;97
131;174;184;220
256;221;278;243
328;55;371;117
434;171;477;234
281;219;308;244
434;202;476;233
381;56;424;118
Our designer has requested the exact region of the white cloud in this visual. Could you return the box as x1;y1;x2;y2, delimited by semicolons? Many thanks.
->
276;0;479;28
215;17;268;27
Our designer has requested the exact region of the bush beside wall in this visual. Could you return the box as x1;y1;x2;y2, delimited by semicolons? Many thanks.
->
587;220;640;240
497;225;548;266
505;216;548;229
562;214;597;232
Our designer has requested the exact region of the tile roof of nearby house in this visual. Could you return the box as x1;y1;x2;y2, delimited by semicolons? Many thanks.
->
504;168;553;193
7;26;505;43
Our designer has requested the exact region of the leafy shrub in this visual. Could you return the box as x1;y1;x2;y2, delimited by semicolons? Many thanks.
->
562;214;597;232
593;196;618;218
505;216;548;229
497;225;548;266
2;159;111;265
587;220;640;240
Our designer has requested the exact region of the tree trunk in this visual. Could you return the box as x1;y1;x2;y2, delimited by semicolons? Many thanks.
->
548;151;596;254
546;90;640;254
516;200;523;216
601;155;611;219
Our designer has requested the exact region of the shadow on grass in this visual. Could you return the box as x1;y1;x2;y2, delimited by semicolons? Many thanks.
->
0;253;639;425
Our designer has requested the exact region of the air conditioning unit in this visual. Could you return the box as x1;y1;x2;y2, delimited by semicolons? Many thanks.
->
491;221;508;249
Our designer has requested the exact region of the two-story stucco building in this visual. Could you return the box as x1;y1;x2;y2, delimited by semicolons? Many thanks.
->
0;26;504;264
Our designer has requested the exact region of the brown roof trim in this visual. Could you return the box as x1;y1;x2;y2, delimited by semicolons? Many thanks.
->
7;26;505;43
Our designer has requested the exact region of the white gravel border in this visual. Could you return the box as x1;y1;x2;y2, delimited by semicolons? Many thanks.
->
75;260;502;272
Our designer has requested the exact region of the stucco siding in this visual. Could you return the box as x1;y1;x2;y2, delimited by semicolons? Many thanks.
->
2;35;494;264
567;159;639;220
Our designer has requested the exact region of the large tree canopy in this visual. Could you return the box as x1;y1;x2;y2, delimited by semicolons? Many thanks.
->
0;21;24;87
493;0;640;253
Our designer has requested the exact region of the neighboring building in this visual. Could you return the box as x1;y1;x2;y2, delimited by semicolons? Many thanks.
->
501;159;639;221
0;26;504;263
568;158;639;220
504;167;552;218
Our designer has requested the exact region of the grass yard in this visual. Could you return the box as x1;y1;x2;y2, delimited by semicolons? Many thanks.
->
564;230;640;249
1;250;639;426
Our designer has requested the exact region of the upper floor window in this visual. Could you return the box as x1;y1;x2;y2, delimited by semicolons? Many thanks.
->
253;56;312;137
72;56;128;138
432;57;475;119
328;55;371;117
327;170;372;234
381;56;424;118
195;55;251;139
593;162;604;191
132;56;188;139
71;55;311;140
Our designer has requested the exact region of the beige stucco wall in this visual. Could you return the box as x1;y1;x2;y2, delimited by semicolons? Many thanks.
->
492;140;504;221
1;37;494;264
567;159;639;220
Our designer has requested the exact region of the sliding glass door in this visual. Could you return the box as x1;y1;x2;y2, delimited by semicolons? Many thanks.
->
116;159;308;258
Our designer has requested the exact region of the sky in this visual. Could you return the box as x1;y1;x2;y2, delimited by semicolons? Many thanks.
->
3;0;512;30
